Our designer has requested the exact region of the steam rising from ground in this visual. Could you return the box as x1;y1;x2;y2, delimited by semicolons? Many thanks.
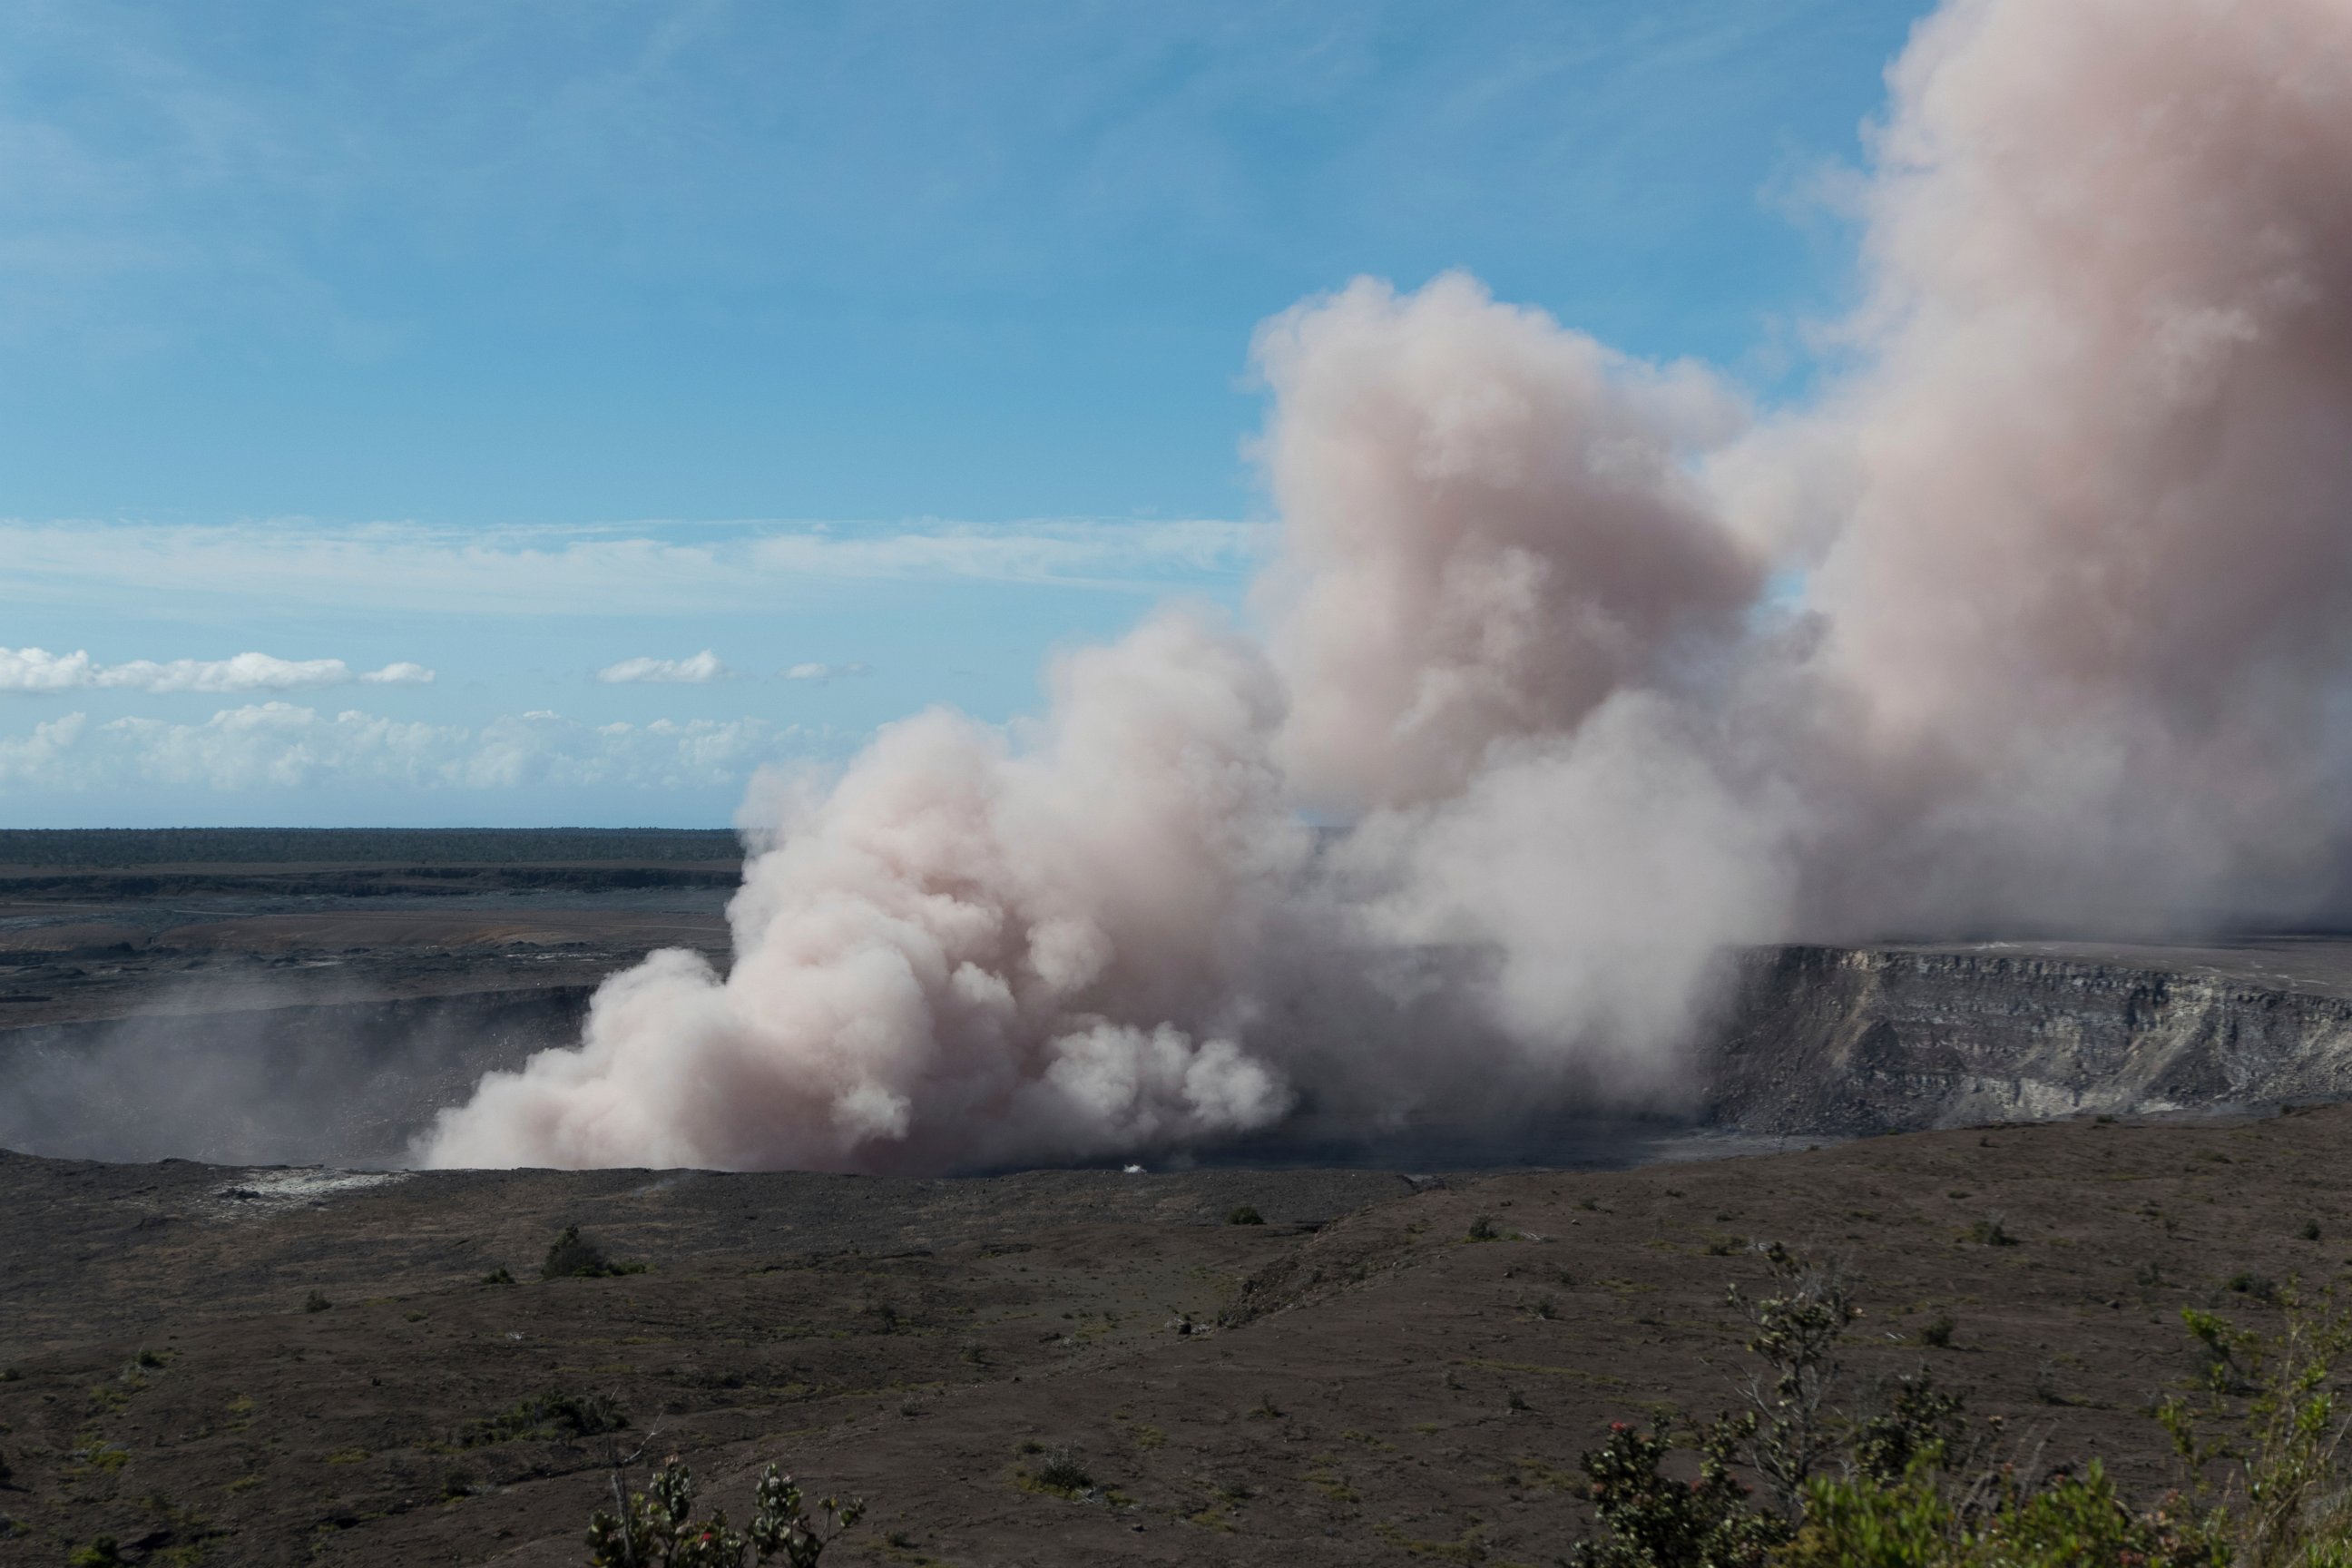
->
424;0;2352;1173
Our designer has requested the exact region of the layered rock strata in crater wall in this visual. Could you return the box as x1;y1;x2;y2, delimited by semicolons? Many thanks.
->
1703;943;2352;1135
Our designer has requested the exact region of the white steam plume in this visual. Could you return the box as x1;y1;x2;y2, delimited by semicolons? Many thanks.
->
428;612;1306;1172
425;0;2352;1173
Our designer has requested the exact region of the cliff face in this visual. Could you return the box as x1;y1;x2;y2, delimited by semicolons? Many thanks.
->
1703;943;2352;1135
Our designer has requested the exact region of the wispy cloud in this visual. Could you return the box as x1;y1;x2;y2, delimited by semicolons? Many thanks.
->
0;518;1262;617
597;649;728;685
780;661;870;681
0;647;434;694
0;704;800;792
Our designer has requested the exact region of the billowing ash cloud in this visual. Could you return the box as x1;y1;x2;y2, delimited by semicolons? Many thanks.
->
0;647;434;693
597;650;729;685
423;0;2352;1174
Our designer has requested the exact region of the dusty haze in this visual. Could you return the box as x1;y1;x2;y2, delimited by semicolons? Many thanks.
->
423;0;2352;1174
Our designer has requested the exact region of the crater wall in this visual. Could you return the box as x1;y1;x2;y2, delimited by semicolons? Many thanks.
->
1702;942;2352;1135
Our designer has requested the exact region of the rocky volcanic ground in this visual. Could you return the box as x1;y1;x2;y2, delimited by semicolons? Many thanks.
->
7;1108;2352;1566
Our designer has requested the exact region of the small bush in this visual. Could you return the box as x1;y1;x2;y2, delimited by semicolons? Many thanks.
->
1571;1262;2352;1568
302;1289;331;1313
68;1540;122;1568
480;1267;514;1286
1466;1214;1501;1242
1781;1460;2185;1567
1848;1367;1969;1482
541;1225;647;1280
589;1458;862;1566
1963;1214;2017;1247
2227;1271;2280;1304
2300;1219;2323;1241
1225;1204;1264;1226
1564;1422;1788;1568
459;1388;628;1446
1024;1449;1093;1496
1916;1313;1956;1348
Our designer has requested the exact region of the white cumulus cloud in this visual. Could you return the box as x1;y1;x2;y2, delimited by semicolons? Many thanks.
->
597;650;729;685
0;647;435;694
779;662;871;681
0;704;802;793
358;662;435;685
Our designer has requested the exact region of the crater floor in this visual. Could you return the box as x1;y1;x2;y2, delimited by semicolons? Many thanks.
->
5;1107;2348;1565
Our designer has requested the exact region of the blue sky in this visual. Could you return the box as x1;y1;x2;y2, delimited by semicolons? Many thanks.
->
0;0;1927;828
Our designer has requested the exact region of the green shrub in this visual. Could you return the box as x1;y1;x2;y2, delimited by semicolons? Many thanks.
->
1916;1313;1956;1348
1962;1214;2016;1247
2159;1288;2352;1568
1563;1422;1788;1568
1466;1214;1501;1242
1848;1368;1969;1483
1225;1204;1264;1226
459;1388;627;1446
302;1289;331;1313
480;1267;514;1286
1020;1449;1093;1497
1570;1261;2352;1568
1781;1459;2196;1567
589;1457;863;1566
2227;1270;2279;1304
1725;1241;1858;1514
542;1225;648;1280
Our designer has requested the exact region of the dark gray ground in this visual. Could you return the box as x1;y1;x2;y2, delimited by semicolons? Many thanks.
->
8;1108;2352;1566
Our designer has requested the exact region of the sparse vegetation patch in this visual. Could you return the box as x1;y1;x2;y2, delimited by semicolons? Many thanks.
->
458;1388;628;1446
542;1224;650;1279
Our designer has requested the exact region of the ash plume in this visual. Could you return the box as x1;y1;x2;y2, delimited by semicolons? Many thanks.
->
422;0;2352;1173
